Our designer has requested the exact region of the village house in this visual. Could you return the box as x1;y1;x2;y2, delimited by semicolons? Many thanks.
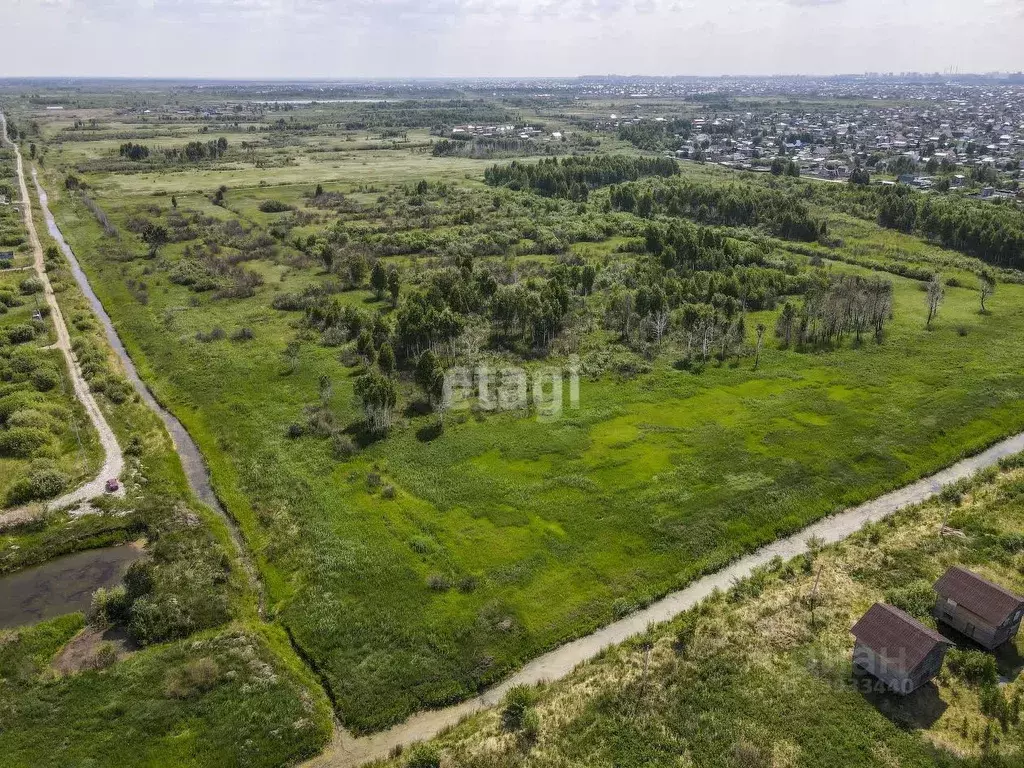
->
933;566;1024;650
851;603;950;694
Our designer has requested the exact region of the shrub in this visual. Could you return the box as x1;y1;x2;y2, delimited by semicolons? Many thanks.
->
320;326;348;347
30;367;60;392
331;433;355;459
195;327;226;343
7;324;35;344
272;292;305;311
404;744;441;768
947;648;998;685
128;595;191;646
426;574;451;592
884;579;936;620
89;642;119;670
501;684;535;730
102;377;133;404
0;289;22;307
231;326;254;342
0;426;50;457
18;276;43;295
259;199;294;213
88;585;131;628
124;435;144;456
6;409;50;429
9;350;40;375
123;560;155;601
5;465;67;505
0;392;39;423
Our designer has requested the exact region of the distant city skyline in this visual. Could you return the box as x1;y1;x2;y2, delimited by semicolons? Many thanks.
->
4;0;1023;79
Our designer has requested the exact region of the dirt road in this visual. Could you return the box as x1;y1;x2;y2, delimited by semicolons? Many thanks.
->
0;113;123;525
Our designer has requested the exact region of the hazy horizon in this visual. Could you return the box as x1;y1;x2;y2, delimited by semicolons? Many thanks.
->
4;0;1023;80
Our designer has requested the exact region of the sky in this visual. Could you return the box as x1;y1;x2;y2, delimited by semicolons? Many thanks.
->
4;0;1024;79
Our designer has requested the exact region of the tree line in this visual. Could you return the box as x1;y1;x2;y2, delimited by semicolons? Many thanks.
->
609;178;826;242
484;155;680;201
115;137;230;163
877;187;1024;270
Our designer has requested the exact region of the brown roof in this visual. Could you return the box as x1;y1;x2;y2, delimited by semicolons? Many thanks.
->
851;603;949;674
934;566;1024;627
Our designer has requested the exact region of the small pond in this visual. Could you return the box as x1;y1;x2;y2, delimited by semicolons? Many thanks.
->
0;544;145;629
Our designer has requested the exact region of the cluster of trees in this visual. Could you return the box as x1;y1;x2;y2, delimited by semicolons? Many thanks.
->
617;118;692;152
432;137;564;159
775;273;893;347
609;178;826;242
118;142;150;161
878;190;1024;269
342;100;514;130
770;157;800;177
909;194;1023;270
176;137;229;162
849;168;871;186
3;118;24;142
484;155;679;200
489;279;571;348
113;138;229;164
825;184;1024;270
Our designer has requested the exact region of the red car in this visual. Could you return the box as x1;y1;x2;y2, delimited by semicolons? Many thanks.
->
105;478;120;493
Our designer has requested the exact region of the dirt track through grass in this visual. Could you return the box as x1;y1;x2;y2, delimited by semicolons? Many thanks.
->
0;112;122;525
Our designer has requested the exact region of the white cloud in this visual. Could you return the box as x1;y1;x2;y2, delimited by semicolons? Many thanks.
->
3;0;1022;77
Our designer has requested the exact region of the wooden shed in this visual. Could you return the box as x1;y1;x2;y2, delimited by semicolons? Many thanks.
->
851;603;950;694
934;566;1024;650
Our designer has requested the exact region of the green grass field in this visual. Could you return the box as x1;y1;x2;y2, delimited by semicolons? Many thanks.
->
375;460;1024;768
34;136;1024;734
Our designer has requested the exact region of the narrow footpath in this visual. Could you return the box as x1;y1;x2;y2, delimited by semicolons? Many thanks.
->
0;112;123;528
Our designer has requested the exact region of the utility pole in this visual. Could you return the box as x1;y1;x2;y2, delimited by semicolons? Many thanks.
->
809;565;823;631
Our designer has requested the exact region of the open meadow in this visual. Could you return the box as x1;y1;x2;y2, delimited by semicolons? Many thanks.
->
4;87;1024;741
375;455;1024;768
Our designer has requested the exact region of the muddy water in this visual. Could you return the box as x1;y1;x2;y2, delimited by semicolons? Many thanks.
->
0;545;145;629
